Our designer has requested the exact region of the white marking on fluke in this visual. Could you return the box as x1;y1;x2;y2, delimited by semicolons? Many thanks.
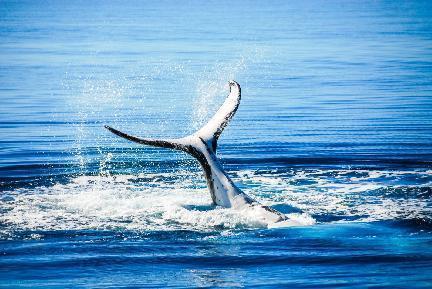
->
105;81;303;225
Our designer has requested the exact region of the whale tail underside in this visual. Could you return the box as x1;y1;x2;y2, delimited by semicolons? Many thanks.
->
104;80;241;156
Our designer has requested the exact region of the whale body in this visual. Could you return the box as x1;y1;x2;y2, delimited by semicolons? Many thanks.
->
105;81;303;225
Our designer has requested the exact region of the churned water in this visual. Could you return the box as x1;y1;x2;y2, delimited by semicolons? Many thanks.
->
1;0;432;288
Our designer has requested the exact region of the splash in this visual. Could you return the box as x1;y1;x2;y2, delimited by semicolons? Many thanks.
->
191;57;247;131
0;173;305;236
60;48;267;177
189;48;267;131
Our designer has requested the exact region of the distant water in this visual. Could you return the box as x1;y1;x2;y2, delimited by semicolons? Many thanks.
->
1;0;432;288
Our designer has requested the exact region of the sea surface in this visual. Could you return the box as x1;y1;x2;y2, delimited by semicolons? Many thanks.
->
1;0;432;288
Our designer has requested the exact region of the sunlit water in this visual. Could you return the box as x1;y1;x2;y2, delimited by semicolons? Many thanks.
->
1;0;432;288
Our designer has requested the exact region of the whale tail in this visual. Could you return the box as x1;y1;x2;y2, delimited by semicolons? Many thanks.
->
104;80;241;156
105;80;289;223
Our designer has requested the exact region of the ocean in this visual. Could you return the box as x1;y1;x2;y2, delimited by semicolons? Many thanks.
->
1;0;432;287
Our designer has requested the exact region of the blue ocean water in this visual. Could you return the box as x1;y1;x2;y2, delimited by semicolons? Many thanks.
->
1;0;432;287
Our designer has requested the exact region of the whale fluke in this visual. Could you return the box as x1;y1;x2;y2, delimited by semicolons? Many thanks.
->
104;80;240;153
105;80;289;224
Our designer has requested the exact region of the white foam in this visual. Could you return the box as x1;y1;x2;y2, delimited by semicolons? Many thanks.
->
1;174;313;233
2;168;430;234
269;213;316;228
